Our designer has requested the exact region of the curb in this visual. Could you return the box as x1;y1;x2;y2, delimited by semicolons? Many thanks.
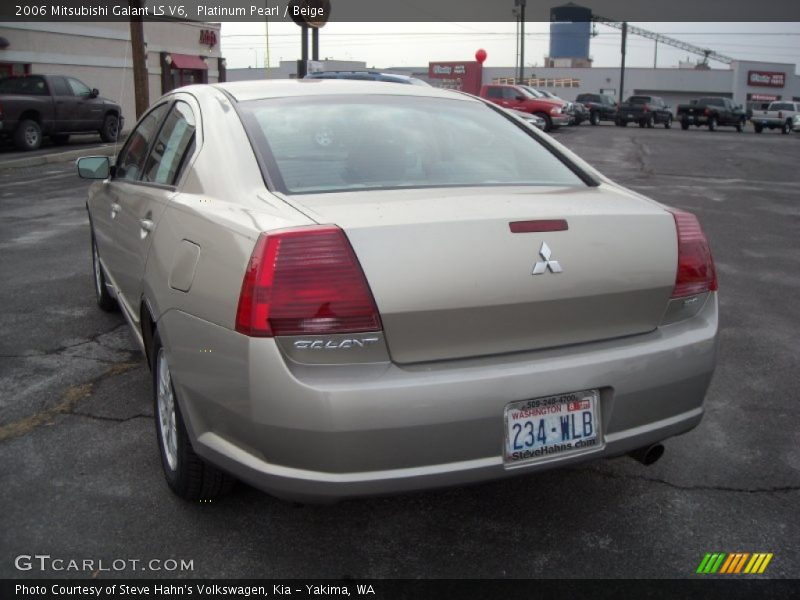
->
0;144;118;172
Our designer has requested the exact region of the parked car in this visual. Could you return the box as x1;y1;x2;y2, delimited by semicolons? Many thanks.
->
570;102;590;126
575;93;618;125
507;108;547;130
751;101;800;134
0;74;123;150
676;97;746;132
525;88;585;125
793;113;800;133
78;80;718;503
616;96;673;128
305;71;429;86
480;84;569;131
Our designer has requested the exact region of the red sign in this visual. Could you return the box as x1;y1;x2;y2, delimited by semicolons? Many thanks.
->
747;70;785;88
428;61;483;95
199;29;217;48
747;93;780;102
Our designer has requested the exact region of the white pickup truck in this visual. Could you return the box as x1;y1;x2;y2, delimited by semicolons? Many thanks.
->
751;101;800;134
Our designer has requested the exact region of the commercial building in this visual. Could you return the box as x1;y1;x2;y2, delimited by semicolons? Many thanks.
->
0;22;226;127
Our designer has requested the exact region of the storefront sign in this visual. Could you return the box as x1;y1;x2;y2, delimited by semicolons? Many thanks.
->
747;70;785;88
199;29;217;48
747;93;780;102
428;61;482;95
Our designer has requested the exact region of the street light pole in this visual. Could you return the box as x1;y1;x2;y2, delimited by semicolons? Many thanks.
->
516;0;526;83
619;21;627;104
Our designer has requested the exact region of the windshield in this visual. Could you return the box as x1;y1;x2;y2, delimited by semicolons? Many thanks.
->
240;95;587;194
520;86;544;98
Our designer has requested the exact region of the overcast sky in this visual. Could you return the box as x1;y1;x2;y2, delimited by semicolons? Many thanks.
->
221;21;800;73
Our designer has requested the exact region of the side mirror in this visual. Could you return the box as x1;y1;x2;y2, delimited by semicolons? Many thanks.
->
90;88;99;98
77;156;110;179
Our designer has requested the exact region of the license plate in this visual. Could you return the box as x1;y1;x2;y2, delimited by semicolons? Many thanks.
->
627;114;633;119
504;390;601;466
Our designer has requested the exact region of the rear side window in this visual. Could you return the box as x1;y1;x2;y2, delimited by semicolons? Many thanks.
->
115;103;170;181
141;102;197;185
0;76;48;95
771;102;793;111
240;95;587;194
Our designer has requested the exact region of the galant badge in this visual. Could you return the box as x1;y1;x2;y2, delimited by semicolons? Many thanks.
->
532;241;563;275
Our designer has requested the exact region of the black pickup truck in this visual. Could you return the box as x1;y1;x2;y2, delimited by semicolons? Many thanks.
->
676;97;746;132
0;74;123;150
575;93;618;125
615;95;673;128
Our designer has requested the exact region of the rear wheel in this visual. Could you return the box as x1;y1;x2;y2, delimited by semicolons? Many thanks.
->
153;333;235;501
14;119;42;151
91;234;118;312
782;120;791;135
708;116;717;132
680;120;690;130
589;111;600;126
615;118;627;127
646;115;655;128
99;113;120;143
664;115;673;129
735;120;743;133
754;123;763;133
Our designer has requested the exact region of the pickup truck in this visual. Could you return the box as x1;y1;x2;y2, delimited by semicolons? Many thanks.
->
751;101;800;134
615;95;673;128
479;84;570;132
575;93;618;125
0;74;123;150
677;97;746;132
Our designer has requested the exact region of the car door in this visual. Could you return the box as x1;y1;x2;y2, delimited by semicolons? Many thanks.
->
66;77;104;130
503;86;525;110
109;100;198;318
48;76;79;133
93;101;171;317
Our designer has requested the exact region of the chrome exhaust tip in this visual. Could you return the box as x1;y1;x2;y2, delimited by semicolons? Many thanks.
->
629;443;665;466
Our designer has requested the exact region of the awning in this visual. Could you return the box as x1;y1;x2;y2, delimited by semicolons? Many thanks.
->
170;53;208;70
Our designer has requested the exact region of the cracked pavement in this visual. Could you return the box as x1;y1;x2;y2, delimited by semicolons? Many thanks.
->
1;125;798;579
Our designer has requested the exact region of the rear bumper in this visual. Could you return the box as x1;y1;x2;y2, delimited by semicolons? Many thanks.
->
159;294;718;502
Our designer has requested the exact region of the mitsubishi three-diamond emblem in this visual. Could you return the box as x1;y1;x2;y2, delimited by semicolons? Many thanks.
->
532;241;563;275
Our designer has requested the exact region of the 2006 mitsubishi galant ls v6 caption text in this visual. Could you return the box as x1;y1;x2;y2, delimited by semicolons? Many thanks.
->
78;80;718;503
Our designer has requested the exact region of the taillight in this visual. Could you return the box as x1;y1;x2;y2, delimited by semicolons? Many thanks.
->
778;111;783;119
643;103;650;112
668;209;718;298
704;108;710;116
235;225;382;337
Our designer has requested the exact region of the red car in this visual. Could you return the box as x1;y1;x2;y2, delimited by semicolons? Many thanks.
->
480;84;570;132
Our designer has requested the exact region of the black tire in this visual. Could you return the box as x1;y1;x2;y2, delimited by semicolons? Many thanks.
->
664;115;673;129
638;120;646;128
51;134;71;145
754;123;763;134
99;113;120;143
153;332;235;501
536;113;553;132
589;111;600;126
615;118;627;127
708;116;717;132
782;120;791;135
91;233;118;312
735;120;743;133
646;115;655;128
680;120;690;130
14;119;42;151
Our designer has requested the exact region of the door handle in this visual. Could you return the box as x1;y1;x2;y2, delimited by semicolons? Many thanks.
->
140;218;154;232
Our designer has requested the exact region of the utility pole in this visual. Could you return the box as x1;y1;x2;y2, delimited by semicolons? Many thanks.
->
619;21;627;104
654;39;658;68
516;0;526;83
129;0;149;119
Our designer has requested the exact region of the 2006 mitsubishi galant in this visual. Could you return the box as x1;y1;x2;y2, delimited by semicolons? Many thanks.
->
78;80;718;502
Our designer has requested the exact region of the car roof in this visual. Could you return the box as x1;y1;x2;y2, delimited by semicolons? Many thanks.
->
212;79;471;103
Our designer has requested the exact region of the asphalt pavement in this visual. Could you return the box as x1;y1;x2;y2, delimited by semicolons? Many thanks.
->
1;123;798;580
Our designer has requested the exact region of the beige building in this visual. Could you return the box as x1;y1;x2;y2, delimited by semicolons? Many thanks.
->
0;21;226;129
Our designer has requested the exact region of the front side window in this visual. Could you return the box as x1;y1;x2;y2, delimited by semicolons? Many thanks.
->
49;76;71;96
67;78;91;97
240;95;587;194
486;87;503;99
141;102;197;185
115;103;170;181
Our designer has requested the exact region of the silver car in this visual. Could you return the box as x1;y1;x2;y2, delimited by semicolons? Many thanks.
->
78;80;718;503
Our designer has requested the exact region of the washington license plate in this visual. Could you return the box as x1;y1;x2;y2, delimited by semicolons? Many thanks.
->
504;390;600;466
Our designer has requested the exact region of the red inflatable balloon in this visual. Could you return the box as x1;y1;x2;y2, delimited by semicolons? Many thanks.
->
475;49;487;64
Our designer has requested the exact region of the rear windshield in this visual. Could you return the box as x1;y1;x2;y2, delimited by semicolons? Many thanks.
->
239;95;587;194
0;76;48;95
697;98;724;106
628;96;651;104
769;102;794;111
